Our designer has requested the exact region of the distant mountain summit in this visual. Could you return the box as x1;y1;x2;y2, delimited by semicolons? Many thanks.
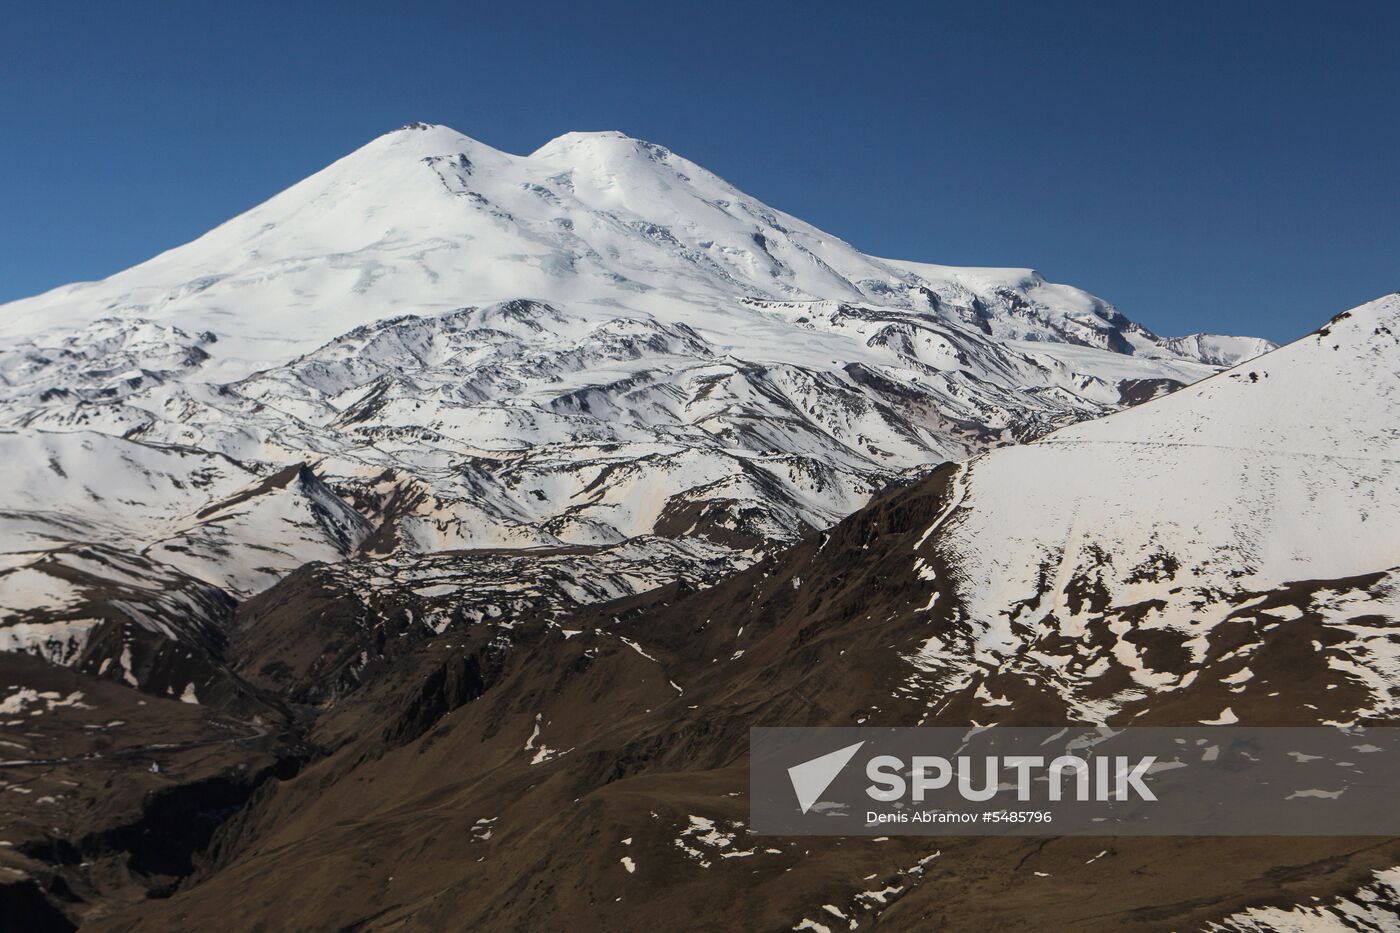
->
0;122;1267;373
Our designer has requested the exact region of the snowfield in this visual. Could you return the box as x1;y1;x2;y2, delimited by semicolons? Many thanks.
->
914;294;1400;721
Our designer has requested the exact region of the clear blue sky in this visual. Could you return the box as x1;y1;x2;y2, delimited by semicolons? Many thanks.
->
3;0;1396;342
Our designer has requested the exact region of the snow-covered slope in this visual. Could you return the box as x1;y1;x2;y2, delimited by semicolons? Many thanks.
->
0;122;1273;678
1157;332;1277;367
0;430;260;550
0;294;1222;557
0;432;368;595
909;294;1400;722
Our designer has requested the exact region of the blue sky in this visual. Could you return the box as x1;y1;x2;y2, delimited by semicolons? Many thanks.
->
2;0;1396;342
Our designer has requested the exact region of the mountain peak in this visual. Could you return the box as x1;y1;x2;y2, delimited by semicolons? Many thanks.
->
316;122;516;179
529;129;670;163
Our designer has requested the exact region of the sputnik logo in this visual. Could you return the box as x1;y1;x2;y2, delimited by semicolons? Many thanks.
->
788;741;865;814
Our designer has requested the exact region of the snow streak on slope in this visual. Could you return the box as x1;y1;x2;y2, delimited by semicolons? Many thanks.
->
1206;867;1400;932
912;295;1400;722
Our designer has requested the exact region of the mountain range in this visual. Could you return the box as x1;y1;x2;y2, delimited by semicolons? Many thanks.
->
6;123;1397;932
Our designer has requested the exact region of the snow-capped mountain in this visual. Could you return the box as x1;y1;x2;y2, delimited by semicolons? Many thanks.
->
0;123;1263;375
0;122;1270;676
